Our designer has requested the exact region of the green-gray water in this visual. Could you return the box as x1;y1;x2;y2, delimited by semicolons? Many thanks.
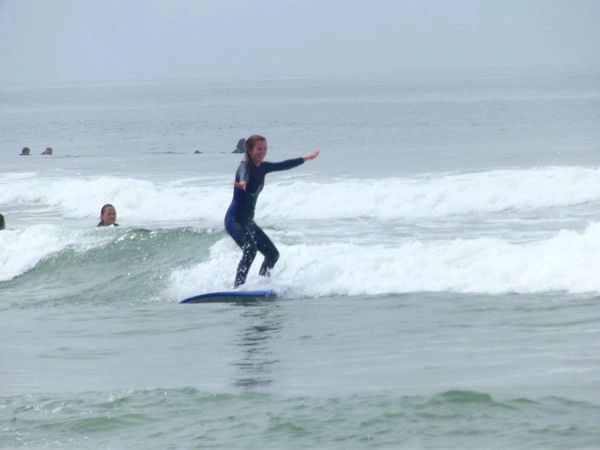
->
2;68;600;448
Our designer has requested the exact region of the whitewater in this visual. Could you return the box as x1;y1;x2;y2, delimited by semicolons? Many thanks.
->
2;165;600;295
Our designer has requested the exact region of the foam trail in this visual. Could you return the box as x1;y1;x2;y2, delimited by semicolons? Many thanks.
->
168;239;244;297
169;222;600;298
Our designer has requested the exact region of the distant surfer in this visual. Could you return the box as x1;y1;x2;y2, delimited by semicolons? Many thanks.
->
97;204;119;227
0;213;5;230
225;135;320;287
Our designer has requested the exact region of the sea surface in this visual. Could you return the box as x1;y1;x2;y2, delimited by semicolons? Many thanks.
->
1;66;600;449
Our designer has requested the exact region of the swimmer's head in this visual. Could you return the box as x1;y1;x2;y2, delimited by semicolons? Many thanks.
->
100;204;117;226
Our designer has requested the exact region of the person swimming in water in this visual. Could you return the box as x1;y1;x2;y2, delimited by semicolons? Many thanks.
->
0;213;5;230
97;204;119;227
224;134;320;287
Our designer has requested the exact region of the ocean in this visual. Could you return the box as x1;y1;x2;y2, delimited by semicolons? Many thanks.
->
1;66;600;449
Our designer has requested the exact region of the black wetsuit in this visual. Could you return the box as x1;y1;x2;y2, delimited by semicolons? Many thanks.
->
225;157;304;286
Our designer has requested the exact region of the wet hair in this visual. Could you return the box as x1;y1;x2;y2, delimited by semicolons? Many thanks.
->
100;203;117;223
244;134;266;162
100;203;115;217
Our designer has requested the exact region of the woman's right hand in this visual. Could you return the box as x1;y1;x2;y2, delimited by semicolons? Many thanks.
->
234;180;247;190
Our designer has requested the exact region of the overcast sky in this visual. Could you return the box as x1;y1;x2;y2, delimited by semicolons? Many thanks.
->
0;0;599;82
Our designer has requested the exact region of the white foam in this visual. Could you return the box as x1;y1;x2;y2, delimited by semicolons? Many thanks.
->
2;167;600;225
0;176;230;225
261;166;600;220
168;222;600;297
168;239;247;298
0;225;109;282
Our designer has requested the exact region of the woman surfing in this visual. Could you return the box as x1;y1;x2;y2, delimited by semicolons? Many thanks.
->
224;135;320;287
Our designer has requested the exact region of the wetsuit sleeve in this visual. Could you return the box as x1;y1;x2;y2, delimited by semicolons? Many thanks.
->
236;161;251;182
261;157;304;174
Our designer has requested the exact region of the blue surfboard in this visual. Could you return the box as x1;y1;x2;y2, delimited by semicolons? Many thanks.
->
180;289;277;304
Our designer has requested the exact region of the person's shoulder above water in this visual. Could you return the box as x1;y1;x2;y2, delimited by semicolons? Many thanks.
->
97;203;119;227
41;147;53;155
97;221;119;227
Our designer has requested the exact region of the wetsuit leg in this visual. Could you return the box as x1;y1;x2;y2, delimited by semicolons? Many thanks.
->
235;240;257;287
252;224;280;276
225;215;257;287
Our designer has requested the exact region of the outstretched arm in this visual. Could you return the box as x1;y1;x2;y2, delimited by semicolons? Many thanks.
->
252;149;321;175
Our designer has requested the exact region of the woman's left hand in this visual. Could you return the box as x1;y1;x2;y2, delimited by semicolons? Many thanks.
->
304;149;320;161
